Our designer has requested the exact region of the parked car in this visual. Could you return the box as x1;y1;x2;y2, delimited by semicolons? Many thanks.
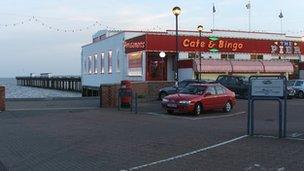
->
161;83;236;115
158;79;209;100
216;75;249;98
286;87;296;98
288;80;304;98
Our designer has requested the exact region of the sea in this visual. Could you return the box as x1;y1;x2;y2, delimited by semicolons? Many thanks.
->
0;78;81;98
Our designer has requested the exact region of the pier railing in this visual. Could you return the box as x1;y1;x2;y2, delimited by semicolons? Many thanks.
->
15;76;82;92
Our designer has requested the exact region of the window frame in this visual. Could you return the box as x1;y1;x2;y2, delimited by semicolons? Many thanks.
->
94;54;98;74
116;49;120;72
108;50;113;74
101;52;105;74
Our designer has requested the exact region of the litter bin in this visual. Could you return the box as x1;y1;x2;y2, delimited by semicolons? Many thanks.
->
0;86;5;111
119;80;132;108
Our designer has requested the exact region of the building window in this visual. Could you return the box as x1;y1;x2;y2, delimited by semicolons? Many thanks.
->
221;54;235;60
108;51;112;73
116;50;120;72
127;51;143;76
83;57;87;74
94;54;98;74
88;56;93;74
251;54;263;60
101;53;105;74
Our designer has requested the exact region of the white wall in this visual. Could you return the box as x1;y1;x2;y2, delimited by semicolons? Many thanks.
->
82;32;124;87
82;32;146;87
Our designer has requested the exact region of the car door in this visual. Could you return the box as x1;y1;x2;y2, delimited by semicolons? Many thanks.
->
215;85;228;108
202;86;218;110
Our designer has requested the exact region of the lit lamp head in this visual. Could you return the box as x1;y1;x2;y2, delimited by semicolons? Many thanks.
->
197;25;203;33
159;51;166;58
172;6;181;16
301;36;304;42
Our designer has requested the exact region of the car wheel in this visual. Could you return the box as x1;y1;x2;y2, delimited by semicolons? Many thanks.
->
299;91;304;99
193;103;202;116
167;110;174;114
223;102;232;113
159;92;168;100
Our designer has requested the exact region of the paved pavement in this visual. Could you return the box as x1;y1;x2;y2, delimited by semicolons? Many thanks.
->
0;98;303;170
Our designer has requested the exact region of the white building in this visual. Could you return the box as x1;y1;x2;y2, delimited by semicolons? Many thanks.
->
81;29;304;96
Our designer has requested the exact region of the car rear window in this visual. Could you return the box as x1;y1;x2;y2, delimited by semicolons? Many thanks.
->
205;86;216;95
215;86;226;94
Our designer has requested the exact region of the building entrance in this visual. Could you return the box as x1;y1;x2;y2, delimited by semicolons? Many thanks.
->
146;53;167;81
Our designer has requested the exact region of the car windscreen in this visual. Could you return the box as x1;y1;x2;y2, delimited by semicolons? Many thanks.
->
179;85;206;94
178;81;189;88
287;81;295;86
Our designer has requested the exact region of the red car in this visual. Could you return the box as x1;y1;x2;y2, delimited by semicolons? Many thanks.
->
161;83;236;115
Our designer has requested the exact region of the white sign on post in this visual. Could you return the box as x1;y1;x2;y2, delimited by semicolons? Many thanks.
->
251;78;284;97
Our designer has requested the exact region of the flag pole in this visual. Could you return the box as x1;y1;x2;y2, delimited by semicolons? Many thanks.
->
280;18;283;34
212;3;215;30
279;10;284;34
248;0;251;32
213;12;215;30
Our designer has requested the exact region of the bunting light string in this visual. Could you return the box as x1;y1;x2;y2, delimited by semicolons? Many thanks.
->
0;17;32;27
0;16;104;32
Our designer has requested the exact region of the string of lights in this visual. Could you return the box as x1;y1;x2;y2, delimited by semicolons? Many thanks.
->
0;16;303;34
0;16;103;32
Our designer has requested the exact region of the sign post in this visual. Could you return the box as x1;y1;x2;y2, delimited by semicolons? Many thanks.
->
248;76;287;138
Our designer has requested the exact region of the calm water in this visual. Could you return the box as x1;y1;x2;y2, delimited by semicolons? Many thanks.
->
0;78;81;98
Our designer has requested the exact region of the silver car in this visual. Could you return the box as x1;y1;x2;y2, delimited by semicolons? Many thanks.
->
288;80;304;98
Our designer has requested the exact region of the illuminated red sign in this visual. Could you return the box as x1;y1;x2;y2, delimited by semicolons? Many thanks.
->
125;34;304;55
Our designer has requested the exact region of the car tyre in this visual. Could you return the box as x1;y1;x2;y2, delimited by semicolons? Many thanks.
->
159;92;168;100
299;91;304;99
193;103;202;116
167;110;174;114
223;101;232;113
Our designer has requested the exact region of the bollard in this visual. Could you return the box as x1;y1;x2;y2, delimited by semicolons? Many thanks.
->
0;86;5;111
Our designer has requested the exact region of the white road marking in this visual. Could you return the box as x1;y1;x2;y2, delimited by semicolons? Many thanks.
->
290;132;303;138
7;107;100;112
121;135;248;171
193;111;246;120
253;134;304;141
286;137;304;141
146;111;246;120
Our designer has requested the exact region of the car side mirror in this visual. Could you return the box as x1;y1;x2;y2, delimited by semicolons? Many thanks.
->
204;92;212;97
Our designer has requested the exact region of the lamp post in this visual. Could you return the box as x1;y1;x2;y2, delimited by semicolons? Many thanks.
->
172;6;181;84
197;25;203;81
159;51;166;81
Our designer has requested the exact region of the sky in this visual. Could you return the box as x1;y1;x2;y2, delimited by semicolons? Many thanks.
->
0;0;303;77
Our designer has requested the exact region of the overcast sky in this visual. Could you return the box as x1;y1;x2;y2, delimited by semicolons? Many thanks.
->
0;0;303;77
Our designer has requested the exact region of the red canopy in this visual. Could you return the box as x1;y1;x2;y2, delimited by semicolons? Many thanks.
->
193;59;294;73
230;60;264;73
193;59;232;73
262;60;294;73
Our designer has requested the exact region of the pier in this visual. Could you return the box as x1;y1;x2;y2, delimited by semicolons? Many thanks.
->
16;76;82;92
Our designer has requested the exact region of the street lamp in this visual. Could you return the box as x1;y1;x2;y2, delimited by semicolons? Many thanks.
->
197;25;203;81
172;6;181;84
159;51;166;81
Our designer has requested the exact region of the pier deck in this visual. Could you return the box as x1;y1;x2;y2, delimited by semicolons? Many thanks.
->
15;76;82;92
